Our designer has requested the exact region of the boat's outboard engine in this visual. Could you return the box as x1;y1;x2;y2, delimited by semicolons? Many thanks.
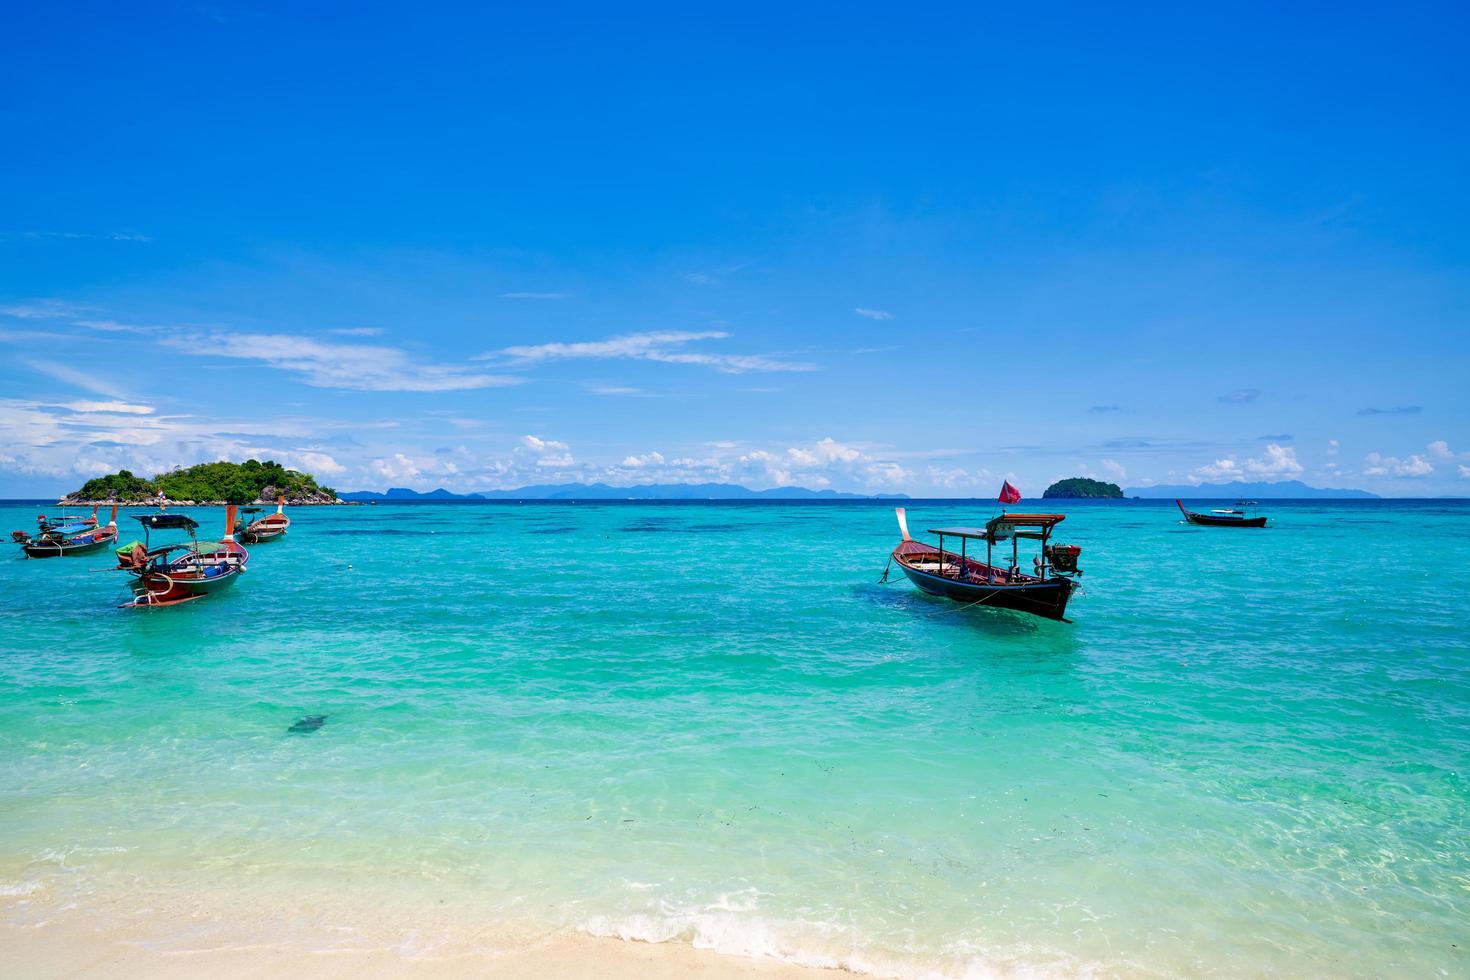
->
1045;544;1082;575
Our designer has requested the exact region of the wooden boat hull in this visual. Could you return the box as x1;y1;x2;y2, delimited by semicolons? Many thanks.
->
21;529;118;558
1177;500;1267;527
892;543;1075;621
239;513;288;544
122;537;249;608
1182;513;1267;528
124;564;245;607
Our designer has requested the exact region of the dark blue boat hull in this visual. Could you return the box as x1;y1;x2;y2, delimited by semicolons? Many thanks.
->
898;563;1074;620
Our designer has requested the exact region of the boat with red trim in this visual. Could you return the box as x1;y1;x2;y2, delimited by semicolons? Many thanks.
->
236;496;290;543
116;506;249;608
887;507;1083;621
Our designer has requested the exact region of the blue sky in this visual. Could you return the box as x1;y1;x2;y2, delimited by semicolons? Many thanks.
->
2;2;1467;497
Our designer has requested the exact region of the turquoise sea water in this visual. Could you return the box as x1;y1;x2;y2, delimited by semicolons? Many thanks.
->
1;499;1466;975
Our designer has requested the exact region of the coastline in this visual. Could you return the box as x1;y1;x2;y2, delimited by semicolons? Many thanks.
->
0;921;829;980
1;878;840;980
51;498;355;507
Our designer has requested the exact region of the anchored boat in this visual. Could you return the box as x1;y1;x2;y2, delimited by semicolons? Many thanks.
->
13;505;119;558
116;507;249;608
887;508;1083;621
1176;499;1268;528
236;496;290;544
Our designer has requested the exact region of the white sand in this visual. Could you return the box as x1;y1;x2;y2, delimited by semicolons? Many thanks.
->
1;877;844;980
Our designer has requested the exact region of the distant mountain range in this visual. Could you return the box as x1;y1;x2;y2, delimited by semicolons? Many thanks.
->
339;482;909;501
1127;480;1379;499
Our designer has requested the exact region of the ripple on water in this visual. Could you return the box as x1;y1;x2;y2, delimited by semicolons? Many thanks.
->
0;499;1467;976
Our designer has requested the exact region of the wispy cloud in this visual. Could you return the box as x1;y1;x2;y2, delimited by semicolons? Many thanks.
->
0;299;97;320
326;326;386;337
0;231;151;243
1218;388;1260;404
73;318;158;335
20;358;131;398
488;331;816;373
1357;405;1422;416
166;332;521;392
683;272;716;286
501;292;570;300
854;308;893;320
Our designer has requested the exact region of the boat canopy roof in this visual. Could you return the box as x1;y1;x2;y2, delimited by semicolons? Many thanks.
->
926;526;992;540
135;513;199;530
47;520;95;535
987;513;1066;531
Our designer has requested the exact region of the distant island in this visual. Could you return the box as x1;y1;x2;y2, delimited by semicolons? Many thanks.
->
64;460;342;505
1043;477;1123;499
340;482;910;501
1126;479;1379;500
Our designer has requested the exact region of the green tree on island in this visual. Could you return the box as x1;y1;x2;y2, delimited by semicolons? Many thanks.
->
74;460;336;504
1042;477;1124;499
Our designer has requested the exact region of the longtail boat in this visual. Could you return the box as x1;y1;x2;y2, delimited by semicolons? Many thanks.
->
1176;499;1268;528
236;496;290;544
14;506;119;558
116;506;249;608
12;505;99;545
37;506;99;533
887;508;1083;621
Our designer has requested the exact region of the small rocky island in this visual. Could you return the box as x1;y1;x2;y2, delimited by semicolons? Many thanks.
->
1042;477;1124;499
63;459;344;506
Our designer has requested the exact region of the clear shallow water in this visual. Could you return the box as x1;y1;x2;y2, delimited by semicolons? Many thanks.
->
1;499;1466;976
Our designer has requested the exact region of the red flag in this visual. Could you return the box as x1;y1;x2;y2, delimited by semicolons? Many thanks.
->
998;480;1021;504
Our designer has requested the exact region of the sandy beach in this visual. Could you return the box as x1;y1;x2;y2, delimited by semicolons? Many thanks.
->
2;885;835;980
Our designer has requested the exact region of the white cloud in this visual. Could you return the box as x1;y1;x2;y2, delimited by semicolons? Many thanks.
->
326;327;386;337
371;453;422;481
736;437;907;489
166;332;521;392
518;434;573;467
1428;440;1455;459
589;386;645;396
491;331;815;373
683;272;716;285
0;396;369;492
61;401;154;415
1326;439;1340;456
284;451;346;476
1193;443;1302;482
1460;464;1470;479
854;308;893;320
926;465;994;489
1364;452;1433;477
621;451;665;467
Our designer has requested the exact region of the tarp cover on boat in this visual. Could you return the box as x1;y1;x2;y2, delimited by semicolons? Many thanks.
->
135;514;199;530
